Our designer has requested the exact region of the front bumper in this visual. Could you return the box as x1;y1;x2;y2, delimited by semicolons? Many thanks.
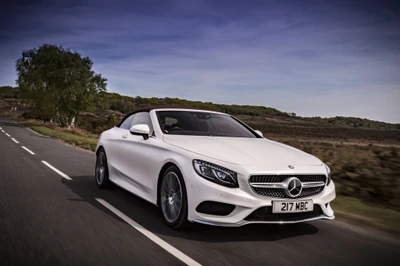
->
181;164;336;226
193;214;335;227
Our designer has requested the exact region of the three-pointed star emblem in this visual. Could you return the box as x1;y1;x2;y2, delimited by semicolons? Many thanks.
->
285;177;303;197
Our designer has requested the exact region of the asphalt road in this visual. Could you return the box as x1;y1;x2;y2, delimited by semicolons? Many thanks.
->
0;117;399;266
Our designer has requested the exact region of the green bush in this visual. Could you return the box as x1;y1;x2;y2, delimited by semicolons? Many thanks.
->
22;110;41;120
77;114;119;134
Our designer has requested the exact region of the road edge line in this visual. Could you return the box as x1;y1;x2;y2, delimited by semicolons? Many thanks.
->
95;198;201;266
41;161;72;180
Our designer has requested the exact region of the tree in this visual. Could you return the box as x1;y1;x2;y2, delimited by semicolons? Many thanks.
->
16;44;107;128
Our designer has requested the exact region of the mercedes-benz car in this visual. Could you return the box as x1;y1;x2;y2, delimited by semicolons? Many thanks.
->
95;107;335;229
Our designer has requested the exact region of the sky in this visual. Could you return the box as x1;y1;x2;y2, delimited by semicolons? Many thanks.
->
0;0;399;123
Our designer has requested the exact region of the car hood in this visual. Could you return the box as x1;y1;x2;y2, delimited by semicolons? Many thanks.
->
163;135;323;166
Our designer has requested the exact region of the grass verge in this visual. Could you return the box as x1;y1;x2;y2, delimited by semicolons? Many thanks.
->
332;196;400;235
30;126;98;151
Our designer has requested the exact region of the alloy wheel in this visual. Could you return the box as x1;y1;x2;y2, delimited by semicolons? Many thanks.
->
96;152;106;185
161;172;183;223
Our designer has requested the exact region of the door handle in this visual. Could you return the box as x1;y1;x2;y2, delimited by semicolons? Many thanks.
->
122;134;128;139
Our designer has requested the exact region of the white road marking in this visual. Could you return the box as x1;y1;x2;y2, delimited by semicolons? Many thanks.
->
21;146;35;155
1;130;4;133
5;133;10;137
11;138;19;144
95;198;201;266
41;161;72;180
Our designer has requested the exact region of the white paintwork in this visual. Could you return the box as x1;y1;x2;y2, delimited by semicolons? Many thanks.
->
21;146;35;155
42;161;72;180
163;135;322;166
95;198;201;266
254;130;263;137
5;133;10;137
11;138;19;144
130;124;150;135
96;108;336;226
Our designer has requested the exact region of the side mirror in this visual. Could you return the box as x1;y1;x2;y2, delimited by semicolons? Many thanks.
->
254;130;263;138
130;124;150;140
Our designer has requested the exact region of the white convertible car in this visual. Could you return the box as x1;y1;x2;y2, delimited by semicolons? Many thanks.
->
95;107;335;229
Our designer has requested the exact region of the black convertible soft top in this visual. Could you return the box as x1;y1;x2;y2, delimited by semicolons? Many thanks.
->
117;106;207;127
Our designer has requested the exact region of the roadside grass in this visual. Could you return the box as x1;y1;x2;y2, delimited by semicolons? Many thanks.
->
332;196;400;235
30;126;98;151
15;118;40;127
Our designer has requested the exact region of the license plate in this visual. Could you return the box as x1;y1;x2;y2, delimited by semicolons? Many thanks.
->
272;200;313;213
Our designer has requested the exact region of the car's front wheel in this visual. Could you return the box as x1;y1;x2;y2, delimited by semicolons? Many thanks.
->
160;166;188;229
95;148;111;189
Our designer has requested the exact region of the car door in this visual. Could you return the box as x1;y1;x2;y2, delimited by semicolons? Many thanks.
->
114;112;155;196
105;113;134;182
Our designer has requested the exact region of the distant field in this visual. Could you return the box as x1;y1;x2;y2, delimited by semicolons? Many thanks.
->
240;115;400;144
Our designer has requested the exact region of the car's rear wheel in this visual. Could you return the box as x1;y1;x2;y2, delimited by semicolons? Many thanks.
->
160;166;188;229
95;149;111;188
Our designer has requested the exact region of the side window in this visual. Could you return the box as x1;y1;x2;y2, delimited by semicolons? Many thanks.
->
119;114;134;130
130;112;154;134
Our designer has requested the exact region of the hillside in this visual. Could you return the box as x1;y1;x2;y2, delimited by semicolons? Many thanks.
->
1;85;399;131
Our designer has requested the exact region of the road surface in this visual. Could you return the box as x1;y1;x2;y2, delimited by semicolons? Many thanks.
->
0;118;398;266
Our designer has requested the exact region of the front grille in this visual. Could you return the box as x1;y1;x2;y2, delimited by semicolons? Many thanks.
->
252;186;324;199
249;175;326;183
249;175;326;198
253;187;287;198
245;204;323;222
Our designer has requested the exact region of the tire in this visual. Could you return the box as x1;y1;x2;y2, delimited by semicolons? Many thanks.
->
160;166;189;229
95;148;112;189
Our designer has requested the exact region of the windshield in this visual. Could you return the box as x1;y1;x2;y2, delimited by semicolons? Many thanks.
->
157;111;258;138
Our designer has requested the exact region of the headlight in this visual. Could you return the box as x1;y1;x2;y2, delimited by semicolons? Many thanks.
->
324;164;332;185
193;160;239;188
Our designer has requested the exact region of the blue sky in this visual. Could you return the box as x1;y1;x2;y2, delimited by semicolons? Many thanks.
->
1;0;399;122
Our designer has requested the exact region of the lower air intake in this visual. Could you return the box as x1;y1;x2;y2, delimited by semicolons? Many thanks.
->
196;201;235;216
245;204;323;222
